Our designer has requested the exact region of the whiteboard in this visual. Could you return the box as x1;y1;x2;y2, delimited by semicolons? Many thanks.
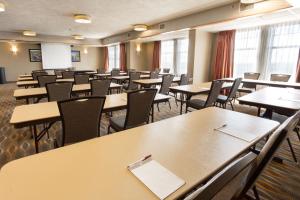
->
41;43;72;69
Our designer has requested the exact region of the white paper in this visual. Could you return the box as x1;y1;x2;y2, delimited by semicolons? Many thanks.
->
215;126;258;142
129;160;185;199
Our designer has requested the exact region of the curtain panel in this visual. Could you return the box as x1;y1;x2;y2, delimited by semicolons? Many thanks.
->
152;41;161;70
120;43;127;72
213;30;236;80
103;47;109;71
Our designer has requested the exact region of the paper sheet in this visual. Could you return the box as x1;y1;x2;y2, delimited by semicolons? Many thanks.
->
215;125;258;142
129;159;185;199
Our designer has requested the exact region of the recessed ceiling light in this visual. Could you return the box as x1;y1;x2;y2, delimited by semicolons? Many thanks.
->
240;0;264;4
0;3;5;12
23;30;37;37
73;35;85;40
74;14;91;24
133;24;148;32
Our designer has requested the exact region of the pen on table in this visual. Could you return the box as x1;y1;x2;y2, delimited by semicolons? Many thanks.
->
127;154;152;169
214;123;227;131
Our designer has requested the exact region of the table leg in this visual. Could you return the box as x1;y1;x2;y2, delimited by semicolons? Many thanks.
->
33;125;39;153
151;104;154;122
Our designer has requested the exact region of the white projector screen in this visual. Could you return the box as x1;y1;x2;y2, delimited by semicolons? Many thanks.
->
41;43;72;69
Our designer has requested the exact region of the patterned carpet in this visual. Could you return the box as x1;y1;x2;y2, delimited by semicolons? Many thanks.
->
0;83;300;199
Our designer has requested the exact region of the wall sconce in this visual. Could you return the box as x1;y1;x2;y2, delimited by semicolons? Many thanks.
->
136;43;141;53
83;47;88;54
10;44;18;55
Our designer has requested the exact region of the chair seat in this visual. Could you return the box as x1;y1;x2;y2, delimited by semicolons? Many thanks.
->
187;99;206;109
216;95;228;103
109;116;126;131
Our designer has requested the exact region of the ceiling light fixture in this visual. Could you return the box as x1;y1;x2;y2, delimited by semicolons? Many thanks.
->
240;0;264;4
133;24;148;32
0;3;5;12
74;14;91;24
73;35;85;40
23;30;37;37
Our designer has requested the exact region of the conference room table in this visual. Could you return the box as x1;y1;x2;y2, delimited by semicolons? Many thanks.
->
111;74;150;83
10;93;171;153
170;82;233;114
133;77;181;88
17;75;64;81
221;78;300;89
16;78;95;88
238;87;300;118
94;72;127;78
2;107;279;200
14;83;123;104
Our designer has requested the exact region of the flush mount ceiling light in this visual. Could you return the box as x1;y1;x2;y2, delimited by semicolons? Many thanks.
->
133;24;148;32
73;35;85;40
74;14;91;24
23;30;37;37
0;3;5;12
286;0;300;7
240;0;264;4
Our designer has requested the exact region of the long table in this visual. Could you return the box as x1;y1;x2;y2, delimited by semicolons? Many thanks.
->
14;83;122;104
222;78;300;89
94;72;127;78
10;93;171;153
170;82;233;114
2;107;279;200
133;77;181;87
16;78;94;88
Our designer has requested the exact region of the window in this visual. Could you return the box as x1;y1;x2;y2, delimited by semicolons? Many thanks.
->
160;38;188;75
161;40;174;71
233;28;261;78
108;45;120;71
265;22;300;80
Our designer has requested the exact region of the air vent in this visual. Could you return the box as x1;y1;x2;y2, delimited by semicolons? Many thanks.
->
159;24;165;29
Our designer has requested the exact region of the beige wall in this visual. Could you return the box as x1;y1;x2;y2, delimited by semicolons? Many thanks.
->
0;43;42;82
127;41;153;71
193;30;214;84
71;46;102;71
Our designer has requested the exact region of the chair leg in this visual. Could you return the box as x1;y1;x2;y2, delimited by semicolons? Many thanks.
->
252;185;260;200
229;101;234;111
295;127;300;141
107;125;111;134
168;100;171;110
185;104;188;113
157;103;160;112
287;137;298;163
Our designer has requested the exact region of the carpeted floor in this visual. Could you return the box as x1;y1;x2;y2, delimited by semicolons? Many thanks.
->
0;83;300;199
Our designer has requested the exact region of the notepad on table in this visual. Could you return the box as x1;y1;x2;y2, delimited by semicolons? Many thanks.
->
128;158;185;200
214;125;258;142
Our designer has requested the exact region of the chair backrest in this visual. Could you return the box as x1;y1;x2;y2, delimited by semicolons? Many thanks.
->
227;78;242;100
180;74;190;85
37;75;57;87
91;79;111;96
128;72;141;91
58;96;106;146
125;89;157;129
159;74;174;95
46;82;73;102
97;68;106;74
243;72;260;89
239;110;300;197
155;68;161;73
54;69;65;77
270;74;291;82
74;74;90;84
32;71;48;80
62;71;75;79
127;69;136;73
150;71;159;79
205;80;223;107
163;68;170;73
111;69;120;77
184;152;257;200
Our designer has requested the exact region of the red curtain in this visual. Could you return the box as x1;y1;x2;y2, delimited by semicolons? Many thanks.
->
152;41;161;70
213;30;236;80
103;47;109;72
296;48;300;83
120;43;127;72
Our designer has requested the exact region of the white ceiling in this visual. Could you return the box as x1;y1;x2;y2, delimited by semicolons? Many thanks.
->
0;0;234;39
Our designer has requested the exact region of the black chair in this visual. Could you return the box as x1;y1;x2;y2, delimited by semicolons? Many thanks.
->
186;80;223;113
163;68;170;73
150;71;159;79
37;75;56;87
238;72;260;94
157;74;174;110
54;69;65;77
57;96;106;147
124;72;141;91
32;71;48;80
62;71;75;79
91;79;111;96
46;82;73;102
270;74;291;82
74;74;90;84
111;69;120;77
107;89;157;133
216;78;242;110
